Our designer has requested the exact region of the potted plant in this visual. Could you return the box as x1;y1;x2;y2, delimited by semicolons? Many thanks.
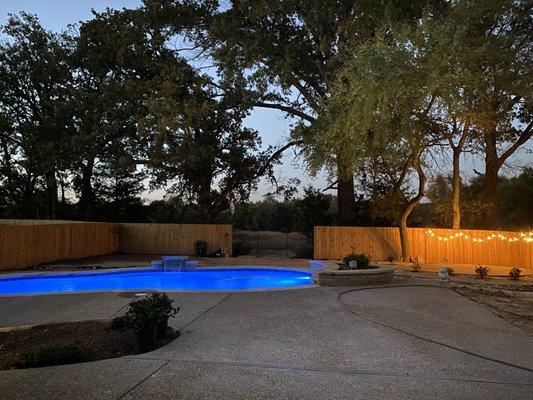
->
118;298;160;352
149;293;180;339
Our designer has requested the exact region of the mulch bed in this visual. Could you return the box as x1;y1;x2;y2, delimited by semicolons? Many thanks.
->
0;320;178;370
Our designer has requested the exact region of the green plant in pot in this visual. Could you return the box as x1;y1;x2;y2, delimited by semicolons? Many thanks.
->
114;293;180;351
149;293;180;339
123;299;160;352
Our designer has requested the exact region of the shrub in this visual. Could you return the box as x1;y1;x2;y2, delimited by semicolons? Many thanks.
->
342;253;371;269
194;240;207;257
149;293;179;321
110;315;128;330
474;265;489;279
446;267;455;276
411;262;421;272
114;293;179;334
509;267;521;281
15;345;82;368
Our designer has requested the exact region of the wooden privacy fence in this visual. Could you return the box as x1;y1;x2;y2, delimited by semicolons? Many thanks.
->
314;226;533;270
0;221;232;270
0;221;119;270
118;223;232;256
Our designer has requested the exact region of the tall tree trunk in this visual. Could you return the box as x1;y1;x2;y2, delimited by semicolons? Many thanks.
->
45;171;58;219
399;156;426;262
481;118;531;229
451;147;461;229
337;157;357;226
484;129;499;228
78;158;95;220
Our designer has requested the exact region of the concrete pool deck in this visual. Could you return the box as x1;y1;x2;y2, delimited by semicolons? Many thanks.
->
0;279;532;399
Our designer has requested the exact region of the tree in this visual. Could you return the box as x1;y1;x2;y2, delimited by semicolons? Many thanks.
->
0;13;73;218
424;0;532;228
148;0;430;225
427;169;533;230
294;186;334;237
318;11;446;260
68;8;171;219
498;168;533;229
140;62;273;222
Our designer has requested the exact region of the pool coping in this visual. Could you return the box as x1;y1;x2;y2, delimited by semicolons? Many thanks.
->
0;266;319;297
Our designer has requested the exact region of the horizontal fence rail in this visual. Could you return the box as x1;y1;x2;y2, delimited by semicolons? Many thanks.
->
314;226;533;270
0;221;119;270
118;223;232;256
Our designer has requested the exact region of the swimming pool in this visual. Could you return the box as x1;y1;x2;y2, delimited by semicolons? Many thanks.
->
0;268;314;295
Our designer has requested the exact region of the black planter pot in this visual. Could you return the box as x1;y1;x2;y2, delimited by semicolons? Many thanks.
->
135;326;157;352
156;318;169;340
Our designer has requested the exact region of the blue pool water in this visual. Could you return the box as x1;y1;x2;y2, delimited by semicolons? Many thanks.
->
0;268;314;295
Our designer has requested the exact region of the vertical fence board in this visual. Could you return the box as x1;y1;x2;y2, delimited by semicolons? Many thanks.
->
117;223;232;256
0;221;119;270
313;226;532;270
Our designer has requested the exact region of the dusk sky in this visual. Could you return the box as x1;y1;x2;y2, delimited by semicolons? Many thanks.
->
1;1;530;201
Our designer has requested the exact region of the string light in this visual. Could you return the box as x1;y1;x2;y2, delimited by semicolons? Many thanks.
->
425;229;533;244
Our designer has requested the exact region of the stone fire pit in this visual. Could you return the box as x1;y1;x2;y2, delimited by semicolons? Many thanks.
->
318;265;394;286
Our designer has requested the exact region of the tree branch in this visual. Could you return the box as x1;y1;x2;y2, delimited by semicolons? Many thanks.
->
498;121;533;167
253;102;316;123
289;77;320;111
256;140;304;178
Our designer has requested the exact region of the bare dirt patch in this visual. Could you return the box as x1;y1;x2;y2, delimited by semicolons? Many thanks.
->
394;269;533;335
452;285;533;335
0;320;178;370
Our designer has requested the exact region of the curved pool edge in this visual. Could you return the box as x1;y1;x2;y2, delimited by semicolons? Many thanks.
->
0;266;317;297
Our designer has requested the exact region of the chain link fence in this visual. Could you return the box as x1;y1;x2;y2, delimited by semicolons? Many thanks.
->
233;230;313;259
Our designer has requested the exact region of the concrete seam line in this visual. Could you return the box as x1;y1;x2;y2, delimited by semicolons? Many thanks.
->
130;355;533;386
117;360;170;399
179;293;233;330
0;297;15;306
336;284;533;373
108;301;133;319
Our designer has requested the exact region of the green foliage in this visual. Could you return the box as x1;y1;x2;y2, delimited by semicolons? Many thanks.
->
509;267;521;281
411;262;421;273
194;240;207;257
149;293;179;321
342;253;371;269
425;169;533;230
114;293;179;334
498;170;533;230
474;266;489;279
295;187;335;237
15;345;82;368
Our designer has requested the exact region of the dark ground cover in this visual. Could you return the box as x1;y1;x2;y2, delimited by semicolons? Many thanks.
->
0;320;178;370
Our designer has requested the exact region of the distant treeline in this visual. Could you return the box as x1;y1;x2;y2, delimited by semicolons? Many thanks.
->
2;170;531;235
